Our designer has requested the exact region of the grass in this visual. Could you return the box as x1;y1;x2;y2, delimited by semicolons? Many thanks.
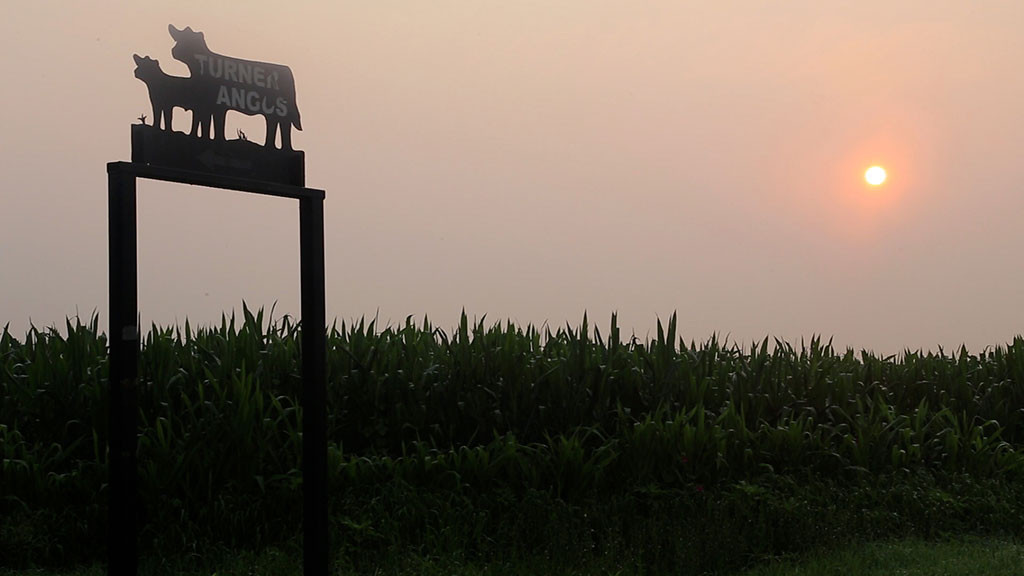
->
3;538;1022;575
741;538;1024;576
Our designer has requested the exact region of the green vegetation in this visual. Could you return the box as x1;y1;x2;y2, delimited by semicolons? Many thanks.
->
3;539;1024;576
741;538;1024;576
3;308;1024;574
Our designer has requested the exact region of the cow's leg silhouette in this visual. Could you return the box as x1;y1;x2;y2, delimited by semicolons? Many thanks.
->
281;123;292;151
199;115;211;139
213;111;227;141
265;117;279;149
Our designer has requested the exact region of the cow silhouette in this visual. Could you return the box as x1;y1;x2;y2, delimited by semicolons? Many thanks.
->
133;54;213;137
168;25;303;150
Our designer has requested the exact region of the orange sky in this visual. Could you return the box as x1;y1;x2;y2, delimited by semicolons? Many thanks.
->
2;1;1023;353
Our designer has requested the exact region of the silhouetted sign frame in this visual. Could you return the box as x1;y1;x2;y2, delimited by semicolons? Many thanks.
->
109;25;327;576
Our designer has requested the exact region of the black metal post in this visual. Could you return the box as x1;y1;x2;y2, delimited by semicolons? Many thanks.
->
300;197;328;575
108;169;139;576
105;161;327;575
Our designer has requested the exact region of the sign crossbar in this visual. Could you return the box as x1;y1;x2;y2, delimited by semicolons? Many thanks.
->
108;161;323;200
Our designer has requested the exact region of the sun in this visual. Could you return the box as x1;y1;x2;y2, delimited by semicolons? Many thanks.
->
865;166;887;186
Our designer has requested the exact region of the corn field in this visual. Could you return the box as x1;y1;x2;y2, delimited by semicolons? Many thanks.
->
3;307;1024;572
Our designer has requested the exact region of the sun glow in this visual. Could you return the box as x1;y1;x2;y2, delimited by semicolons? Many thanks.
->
865;166;887;186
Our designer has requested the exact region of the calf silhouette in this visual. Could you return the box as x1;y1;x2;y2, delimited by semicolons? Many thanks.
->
133;54;212;137
169;25;303;150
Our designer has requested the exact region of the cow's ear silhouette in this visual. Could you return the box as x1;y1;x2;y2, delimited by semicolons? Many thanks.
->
185;26;194;33
169;24;181;39
133;53;143;65
198;31;205;40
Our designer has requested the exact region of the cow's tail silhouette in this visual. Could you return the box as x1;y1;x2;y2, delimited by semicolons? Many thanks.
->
293;105;302;131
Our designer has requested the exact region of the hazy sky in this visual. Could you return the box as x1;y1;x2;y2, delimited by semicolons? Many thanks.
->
2;1;1023;353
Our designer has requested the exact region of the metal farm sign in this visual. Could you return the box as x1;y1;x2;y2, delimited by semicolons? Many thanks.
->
131;25;305;184
109;25;326;576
